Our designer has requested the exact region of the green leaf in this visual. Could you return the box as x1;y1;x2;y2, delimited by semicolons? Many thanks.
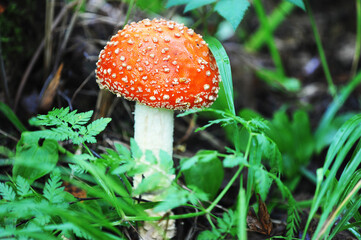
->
0;101;27;132
223;154;246;168
12;131;59;184
114;143;131;160
166;0;190;8
255;68;301;92
267;109;314;177
286;0;305;10
214;0;250;30
0;182;16;201
15;176;32;198
69;110;93;126
184;0;217;12
133;172;164;195
205;36;235;115
197;230;220;239
30;107;110;145
136;0;165;13
43;171;65;204
130;138;142;160
182;150;224;200
154;186;207;212
253;166;273;201
159;150;174;171
85;118;111;139
180;150;218;171
153;186;189;212
218;210;237;235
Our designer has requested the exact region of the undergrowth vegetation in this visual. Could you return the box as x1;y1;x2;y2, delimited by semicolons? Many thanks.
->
1;0;361;239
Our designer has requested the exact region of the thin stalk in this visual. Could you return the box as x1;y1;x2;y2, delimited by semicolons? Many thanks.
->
207;165;244;212
253;0;285;77
245;1;295;52
44;0;55;77
0;29;10;105
351;0;361;77
305;0;336;96
192;6;215;30
123;0;135;27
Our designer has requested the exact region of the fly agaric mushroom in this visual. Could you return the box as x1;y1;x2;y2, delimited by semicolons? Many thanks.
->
95;18;220;239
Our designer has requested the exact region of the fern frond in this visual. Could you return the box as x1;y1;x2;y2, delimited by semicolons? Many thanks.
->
85;118;112;138
285;198;301;239
15;176;32;199
43;171;65;204
68;110;93;127
30;107;111;145
0;182;16;201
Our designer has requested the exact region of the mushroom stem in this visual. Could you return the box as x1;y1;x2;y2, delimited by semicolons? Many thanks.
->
133;102;176;240
134;102;174;158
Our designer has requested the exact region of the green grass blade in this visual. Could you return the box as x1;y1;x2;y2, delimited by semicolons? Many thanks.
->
315;70;361;152
303;115;361;239
205;36;235;115
0;101;27;132
253;0;285;78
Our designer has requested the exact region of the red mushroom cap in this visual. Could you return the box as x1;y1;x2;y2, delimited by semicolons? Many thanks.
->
96;18;220;110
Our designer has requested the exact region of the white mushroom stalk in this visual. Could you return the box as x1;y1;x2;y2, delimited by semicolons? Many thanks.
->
134;103;174;161
133;103;176;240
133;103;174;193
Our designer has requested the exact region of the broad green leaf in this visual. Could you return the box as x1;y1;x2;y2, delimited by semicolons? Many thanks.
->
184;0;217;12
182;151;224;200
205;36;235;115
286;0;305;10
214;0;250;30
13;131;59;184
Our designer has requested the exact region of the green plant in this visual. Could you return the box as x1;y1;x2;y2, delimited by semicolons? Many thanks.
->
2;0;361;239
302;114;361;239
